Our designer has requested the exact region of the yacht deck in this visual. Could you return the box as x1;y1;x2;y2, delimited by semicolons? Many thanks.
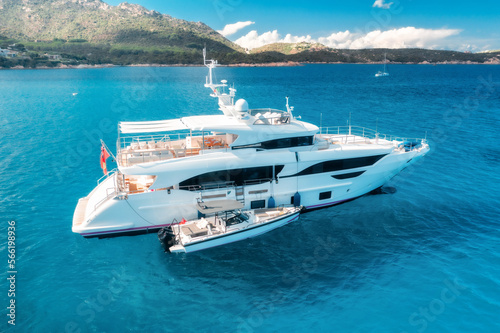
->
118;133;232;167
116;125;425;167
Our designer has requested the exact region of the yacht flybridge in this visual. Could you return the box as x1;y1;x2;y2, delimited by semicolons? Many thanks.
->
72;51;429;238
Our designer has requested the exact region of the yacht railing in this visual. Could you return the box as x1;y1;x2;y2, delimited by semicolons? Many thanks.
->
319;126;425;144
244;178;272;186
93;187;118;213
117;131;231;167
179;181;236;192
97;168;117;185
118;133;183;150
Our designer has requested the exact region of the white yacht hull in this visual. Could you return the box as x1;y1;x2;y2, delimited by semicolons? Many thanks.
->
73;143;429;238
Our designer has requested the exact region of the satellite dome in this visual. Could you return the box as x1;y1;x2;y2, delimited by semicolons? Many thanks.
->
234;99;249;112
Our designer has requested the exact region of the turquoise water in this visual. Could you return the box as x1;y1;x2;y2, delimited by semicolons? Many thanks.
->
1;64;499;332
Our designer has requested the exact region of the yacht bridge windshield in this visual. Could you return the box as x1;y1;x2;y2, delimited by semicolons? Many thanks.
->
249;108;291;125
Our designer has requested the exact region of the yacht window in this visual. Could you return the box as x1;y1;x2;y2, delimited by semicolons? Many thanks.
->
332;171;366;180
281;154;387;178
250;200;266;209
179;165;285;190
296;136;312;146
232;136;313;150
319;191;332;200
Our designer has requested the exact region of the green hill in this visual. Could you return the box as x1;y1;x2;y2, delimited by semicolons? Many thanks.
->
0;0;241;51
0;0;245;66
250;42;329;55
0;0;499;68
250;43;500;64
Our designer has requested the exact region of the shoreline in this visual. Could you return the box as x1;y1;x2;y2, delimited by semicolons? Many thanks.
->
1;60;499;70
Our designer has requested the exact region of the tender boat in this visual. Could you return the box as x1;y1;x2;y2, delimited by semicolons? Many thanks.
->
72;50;429;238
158;200;302;253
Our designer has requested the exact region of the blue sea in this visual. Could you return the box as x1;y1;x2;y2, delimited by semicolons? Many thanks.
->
1;64;499;333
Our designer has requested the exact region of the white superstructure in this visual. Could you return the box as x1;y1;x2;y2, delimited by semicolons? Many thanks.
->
72;51;429;238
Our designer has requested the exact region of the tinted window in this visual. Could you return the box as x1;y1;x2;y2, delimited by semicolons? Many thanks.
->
180;165;285;189
233;136;314;150
251;200;266;209
319;191;332;200
332;171;365;180
281;154;386;178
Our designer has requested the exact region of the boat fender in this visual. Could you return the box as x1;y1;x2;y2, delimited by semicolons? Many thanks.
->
268;196;276;208
293;192;301;207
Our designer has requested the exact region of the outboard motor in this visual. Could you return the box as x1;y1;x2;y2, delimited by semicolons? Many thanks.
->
158;226;176;252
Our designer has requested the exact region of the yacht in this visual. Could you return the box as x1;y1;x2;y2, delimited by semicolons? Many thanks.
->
72;51;429;238
375;53;389;77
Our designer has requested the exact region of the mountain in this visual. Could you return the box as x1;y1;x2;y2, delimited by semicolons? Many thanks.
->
0;0;499;67
251;42;330;55
0;0;242;53
251;43;500;64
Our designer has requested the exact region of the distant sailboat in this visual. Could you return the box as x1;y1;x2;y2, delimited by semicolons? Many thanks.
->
375;53;389;77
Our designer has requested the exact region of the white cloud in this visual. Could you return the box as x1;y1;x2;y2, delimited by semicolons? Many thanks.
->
328;27;461;49
217;21;255;37
282;33;314;44
235;30;315;49
373;0;393;9
235;30;281;49
234;27;462;50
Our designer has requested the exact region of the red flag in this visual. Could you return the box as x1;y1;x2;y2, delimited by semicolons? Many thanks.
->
100;144;110;175
180;218;187;225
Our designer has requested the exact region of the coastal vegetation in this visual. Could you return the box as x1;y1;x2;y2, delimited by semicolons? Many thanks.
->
0;0;499;68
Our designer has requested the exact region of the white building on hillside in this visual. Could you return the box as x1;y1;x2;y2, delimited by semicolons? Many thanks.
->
0;48;18;58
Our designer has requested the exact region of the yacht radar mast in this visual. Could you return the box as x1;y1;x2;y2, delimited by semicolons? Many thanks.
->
203;48;240;117
286;96;295;120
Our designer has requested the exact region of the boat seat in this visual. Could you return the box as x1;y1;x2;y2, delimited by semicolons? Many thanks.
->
181;224;208;237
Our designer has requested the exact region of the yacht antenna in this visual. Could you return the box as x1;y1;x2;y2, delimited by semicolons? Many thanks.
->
349;112;352;135
203;47;216;87
286;96;294;119
320;113;323;133
203;48;236;114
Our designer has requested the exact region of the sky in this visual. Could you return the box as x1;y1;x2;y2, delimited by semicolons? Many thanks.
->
104;0;500;51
